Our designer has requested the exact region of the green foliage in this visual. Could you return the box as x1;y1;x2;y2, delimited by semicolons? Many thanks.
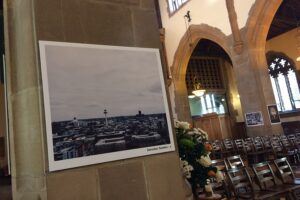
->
175;121;218;195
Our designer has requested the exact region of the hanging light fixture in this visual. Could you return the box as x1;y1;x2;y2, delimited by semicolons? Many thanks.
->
192;76;205;97
184;11;206;97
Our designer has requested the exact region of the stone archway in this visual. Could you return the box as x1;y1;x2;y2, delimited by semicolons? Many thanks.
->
246;0;282;49
171;24;232;123
229;0;284;136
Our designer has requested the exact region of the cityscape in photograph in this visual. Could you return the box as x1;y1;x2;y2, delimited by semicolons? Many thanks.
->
52;110;170;161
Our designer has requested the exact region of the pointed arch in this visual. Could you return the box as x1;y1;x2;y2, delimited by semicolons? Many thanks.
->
171;24;232;121
245;0;282;48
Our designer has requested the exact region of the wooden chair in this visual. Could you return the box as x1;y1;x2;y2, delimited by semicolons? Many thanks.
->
242;140;259;165
280;136;298;164
287;134;296;143
292;137;300;163
211;158;228;172
252;140;267;163
222;139;235;157
252;161;293;199
273;157;300;199
273;157;299;184
226;167;285;199
234;139;245;158
210;159;230;198
261;136;275;161
271;139;288;158
253;136;263;143
226;155;244;170
211;140;222;159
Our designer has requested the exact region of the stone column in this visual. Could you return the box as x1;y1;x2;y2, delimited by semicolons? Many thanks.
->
4;0;186;199
4;0;47;199
230;0;283;136
225;0;243;54
231;43;283;136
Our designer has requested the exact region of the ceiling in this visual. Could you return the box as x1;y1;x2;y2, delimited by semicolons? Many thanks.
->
191;39;232;63
267;0;300;40
192;1;300;60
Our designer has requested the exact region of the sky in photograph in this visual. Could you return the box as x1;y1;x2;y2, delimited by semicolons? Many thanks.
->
43;43;167;122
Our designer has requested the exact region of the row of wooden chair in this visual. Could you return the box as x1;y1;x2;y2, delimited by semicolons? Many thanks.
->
210;156;300;199
209;134;300;165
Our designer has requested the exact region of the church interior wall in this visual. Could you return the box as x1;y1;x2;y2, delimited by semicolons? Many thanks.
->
265;28;300;123
266;28;300;70
4;0;186;199
2;0;300;199
158;0;255;69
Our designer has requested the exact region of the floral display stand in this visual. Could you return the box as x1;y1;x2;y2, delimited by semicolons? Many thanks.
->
174;120;224;199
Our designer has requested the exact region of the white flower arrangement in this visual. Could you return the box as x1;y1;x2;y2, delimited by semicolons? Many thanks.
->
215;170;224;183
174;120;191;130
197;155;212;167
175;119;224;194
181;160;194;179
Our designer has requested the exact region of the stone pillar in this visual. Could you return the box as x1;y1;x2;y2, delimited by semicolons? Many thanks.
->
231;43;283;136
225;0;243;54
4;0;186;199
230;0;283;137
4;0;47;199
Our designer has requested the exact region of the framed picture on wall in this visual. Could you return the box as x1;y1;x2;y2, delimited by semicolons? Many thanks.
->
267;104;281;124
39;41;175;172
245;111;264;127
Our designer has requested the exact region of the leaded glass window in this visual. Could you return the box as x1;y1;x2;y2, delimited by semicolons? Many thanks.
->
168;0;189;13
268;56;300;112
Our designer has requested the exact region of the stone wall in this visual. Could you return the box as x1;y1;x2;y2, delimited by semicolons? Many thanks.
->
4;0;185;199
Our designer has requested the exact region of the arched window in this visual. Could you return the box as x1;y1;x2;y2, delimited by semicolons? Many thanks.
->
267;53;300;112
168;0;189;13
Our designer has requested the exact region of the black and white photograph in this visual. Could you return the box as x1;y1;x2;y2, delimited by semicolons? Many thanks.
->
245;111;264;127
39;41;175;171
267;104;281;124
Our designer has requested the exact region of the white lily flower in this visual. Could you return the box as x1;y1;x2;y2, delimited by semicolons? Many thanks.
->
216;170;224;182
197;155;212;167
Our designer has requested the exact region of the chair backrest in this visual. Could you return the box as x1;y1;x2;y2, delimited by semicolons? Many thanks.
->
273;157;295;183
226;167;254;197
234;139;244;150
280;136;293;149
226;155;244;169
253;140;265;152
262;137;272;150
271;135;280;143
252;162;277;190
212;140;222;151
253;136;263;143
211;158;228;172
223;139;234;151
244;137;253;143
271;140;284;154
288;134;296;140
243;140;254;153
280;134;288;140
287;134;296;146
